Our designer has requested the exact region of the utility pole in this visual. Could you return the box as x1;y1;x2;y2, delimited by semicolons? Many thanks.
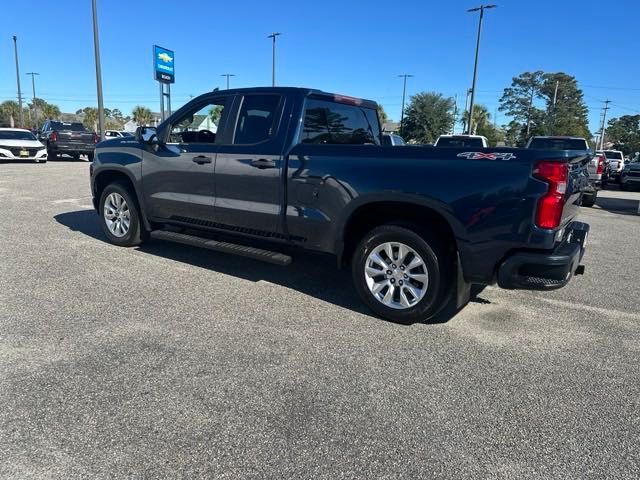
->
398;74;413;137
599;99;611;151
526;86;535;136
26;72;40;128
452;94;458;134
462;88;472;133
549;80;560;135
221;73;235;90
91;0;105;140
12;35;24;128
267;33;281;87
466;4;496;134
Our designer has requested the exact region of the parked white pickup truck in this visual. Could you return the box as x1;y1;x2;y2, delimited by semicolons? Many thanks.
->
434;134;488;148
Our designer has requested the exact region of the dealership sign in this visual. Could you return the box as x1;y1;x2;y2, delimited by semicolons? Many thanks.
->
153;45;175;84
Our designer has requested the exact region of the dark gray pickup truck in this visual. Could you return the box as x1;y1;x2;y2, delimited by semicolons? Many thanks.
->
40;121;97;160
90;87;590;323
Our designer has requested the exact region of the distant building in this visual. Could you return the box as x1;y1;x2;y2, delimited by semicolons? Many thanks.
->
382;121;400;133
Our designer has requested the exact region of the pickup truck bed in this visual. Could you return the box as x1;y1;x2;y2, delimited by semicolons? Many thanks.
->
90;87;590;324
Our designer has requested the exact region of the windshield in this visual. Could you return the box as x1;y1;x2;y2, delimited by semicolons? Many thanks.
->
528;138;588;150
437;137;484;148
50;122;87;132
604;151;623;160
0;130;37;141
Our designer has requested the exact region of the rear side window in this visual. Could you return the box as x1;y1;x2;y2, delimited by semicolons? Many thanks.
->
528;138;588;150
301;99;380;145
234;95;281;145
50;122;87;132
604;151;622;160
436;137;483;148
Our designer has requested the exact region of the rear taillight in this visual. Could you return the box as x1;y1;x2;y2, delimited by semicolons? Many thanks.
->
93;133;100;144
533;160;568;229
51;131;57;142
596;155;604;175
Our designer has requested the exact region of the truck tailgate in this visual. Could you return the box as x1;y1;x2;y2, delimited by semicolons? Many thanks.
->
58;130;95;144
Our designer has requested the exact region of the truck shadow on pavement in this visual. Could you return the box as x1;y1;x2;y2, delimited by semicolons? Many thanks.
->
55;209;468;325
593;196;640;216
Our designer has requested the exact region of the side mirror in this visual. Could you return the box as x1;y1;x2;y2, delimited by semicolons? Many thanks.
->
135;126;158;145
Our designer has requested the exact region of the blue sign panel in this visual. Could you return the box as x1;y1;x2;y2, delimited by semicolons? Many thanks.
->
153;45;175;84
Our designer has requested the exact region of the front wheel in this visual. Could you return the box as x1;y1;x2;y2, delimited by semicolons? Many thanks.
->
99;182;147;247
351;225;451;324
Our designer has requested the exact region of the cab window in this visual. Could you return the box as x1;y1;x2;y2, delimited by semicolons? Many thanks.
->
233;95;282;145
169;98;228;144
300;99;380;145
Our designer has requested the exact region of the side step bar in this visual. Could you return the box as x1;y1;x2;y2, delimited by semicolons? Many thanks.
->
150;230;292;266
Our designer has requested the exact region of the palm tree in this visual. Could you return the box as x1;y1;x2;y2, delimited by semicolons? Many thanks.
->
40;103;61;121
0;101;20;127
462;104;491;134
132;105;153;126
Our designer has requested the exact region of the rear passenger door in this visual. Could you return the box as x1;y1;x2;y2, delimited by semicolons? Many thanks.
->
213;93;287;235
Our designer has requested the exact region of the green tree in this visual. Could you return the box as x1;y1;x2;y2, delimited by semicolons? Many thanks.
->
0;101;20;127
540;72;590;139
209;105;223;125
402;92;455;144
40;103;61;121
132;105;152;125
499;71;545;136
377;104;389;125
76;107;98;131
110;109;124;122
605;115;640;155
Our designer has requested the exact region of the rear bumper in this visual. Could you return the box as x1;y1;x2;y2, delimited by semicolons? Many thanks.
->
497;221;589;290
50;143;95;153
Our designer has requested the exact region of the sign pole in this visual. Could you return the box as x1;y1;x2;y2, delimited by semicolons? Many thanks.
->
159;83;165;122
166;83;171;117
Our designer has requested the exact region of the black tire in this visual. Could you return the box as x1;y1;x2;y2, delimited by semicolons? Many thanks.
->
47;145;57;159
582;193;597;207
72;153;80;161
620;183;628;191
351;224;452;324
87;152;95;162
98;182;148;247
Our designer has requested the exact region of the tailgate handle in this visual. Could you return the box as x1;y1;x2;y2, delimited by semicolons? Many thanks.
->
192;155;212;165
250;158;276;169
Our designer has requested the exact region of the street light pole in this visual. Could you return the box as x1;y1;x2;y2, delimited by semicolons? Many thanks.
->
26;72;40;128
268;33;281;87
398;74;413;137
221;73;236;90
466;4;496;135
12;35;24;128
91;0;105;140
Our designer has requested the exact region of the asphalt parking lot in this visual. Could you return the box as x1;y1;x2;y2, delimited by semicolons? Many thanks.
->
1;161;639;479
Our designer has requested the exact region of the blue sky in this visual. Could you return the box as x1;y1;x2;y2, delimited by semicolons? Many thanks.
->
1;0;638;132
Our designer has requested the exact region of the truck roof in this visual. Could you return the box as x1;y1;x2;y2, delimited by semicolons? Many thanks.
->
199;86;378;110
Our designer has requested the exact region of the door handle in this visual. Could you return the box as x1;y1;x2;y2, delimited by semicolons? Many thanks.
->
250;158;276;169
192;155;212;165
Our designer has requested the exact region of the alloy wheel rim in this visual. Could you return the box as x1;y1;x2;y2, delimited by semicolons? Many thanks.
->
103;192;130;238
364;241;429;310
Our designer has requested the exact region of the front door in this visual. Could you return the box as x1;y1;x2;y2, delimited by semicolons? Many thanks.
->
214;94;287;235
142;96;232;224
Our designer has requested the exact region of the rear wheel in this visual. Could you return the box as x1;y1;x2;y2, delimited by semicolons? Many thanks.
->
87;152;95;162
582;191;597;207
99;182;147;247
351;225;451;324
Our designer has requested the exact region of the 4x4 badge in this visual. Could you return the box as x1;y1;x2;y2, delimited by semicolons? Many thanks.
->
457;152;517;160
